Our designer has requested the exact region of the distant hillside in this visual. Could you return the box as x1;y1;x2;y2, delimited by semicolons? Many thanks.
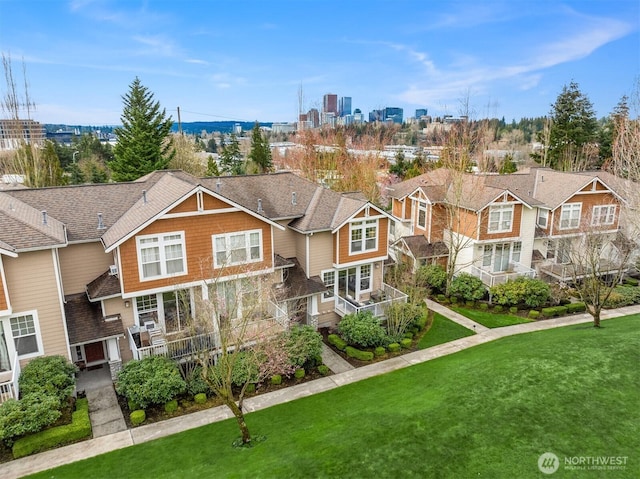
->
45;121;274;136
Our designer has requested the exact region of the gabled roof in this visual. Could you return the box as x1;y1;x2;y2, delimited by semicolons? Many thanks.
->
397;236;449;259
0;192;67;251
64;293;124;345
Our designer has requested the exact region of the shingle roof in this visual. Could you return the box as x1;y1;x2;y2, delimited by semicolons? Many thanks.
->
86;270;122;300
401;236;449;258
64;293;125;345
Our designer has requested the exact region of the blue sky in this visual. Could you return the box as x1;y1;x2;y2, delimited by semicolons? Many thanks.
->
0;0;638;126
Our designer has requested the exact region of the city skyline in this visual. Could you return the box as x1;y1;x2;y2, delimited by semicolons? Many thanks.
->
0;0;637;126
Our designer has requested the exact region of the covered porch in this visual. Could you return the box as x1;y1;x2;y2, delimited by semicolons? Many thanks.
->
0;351;20;403
469;262;536;287
538;260;628;282
335;282;408;318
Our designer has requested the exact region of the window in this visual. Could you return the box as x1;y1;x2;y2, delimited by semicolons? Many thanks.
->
417;202;427;229
488;205;513;233
482;245;492;267
136;295;158;325
10;314;42;357
560;203;581;229
360;264;372;291
350;220;378;254
213;230;262;268
592;205;616;226
512;241;522;263
137;232;186;280
322;270;335;300
537;209;548;228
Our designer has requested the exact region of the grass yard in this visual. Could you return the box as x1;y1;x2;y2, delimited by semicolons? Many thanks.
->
418;312;475;349
451;305;534;328
29;315;640;479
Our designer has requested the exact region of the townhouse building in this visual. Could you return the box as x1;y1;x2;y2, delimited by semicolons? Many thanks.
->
388;167;629;286
0;170;406;401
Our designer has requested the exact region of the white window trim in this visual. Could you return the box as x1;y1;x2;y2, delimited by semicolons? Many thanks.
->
591;205;616;226
136;231;187;282
8;311;44;359
349;219;379;255
417;201;427;229
488;204;514;233
560;203;581;230
212;229;263;268
359;264;372;292
537;209;548;228
321;269;335;302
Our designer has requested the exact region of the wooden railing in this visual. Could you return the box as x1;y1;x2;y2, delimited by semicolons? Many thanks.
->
0;352;20;403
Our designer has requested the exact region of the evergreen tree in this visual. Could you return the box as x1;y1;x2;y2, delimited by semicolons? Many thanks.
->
110;77;175;181
219;133;245;175
206;155;220;176
248;122;273;173
546;81;598;171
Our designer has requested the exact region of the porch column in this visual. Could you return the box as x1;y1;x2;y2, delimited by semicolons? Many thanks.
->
107;337;122;380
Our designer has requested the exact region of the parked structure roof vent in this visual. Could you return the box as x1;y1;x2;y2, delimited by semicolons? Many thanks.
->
216;179;222;193
97;213;105;230
142;190;147;204
292;192;297;205
257;199;263;213
42;210;48;226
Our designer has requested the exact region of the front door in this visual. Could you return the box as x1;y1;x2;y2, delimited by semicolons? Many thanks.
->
493;243;510;272
84;342;105;364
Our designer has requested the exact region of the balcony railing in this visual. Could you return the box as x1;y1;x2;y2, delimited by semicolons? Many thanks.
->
470;263;536;287
538;260;628;281
0;352;20;403
335;283;408;318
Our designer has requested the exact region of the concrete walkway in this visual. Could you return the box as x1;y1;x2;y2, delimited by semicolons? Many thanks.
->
3;303;640;479
86;385;127;438
426;299;490;333
321;343;354;373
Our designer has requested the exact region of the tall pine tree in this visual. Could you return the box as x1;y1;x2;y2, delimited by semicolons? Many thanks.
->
248;122;273;173
110;77;175;181
219;133;245;175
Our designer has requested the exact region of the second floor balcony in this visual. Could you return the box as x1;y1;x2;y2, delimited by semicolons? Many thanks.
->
469;262;536;288
335;282;408;318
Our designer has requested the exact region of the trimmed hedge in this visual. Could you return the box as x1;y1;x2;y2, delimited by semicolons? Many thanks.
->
528;310;540;319
12;398;91;459
541;306;568;317
623;277;639;286
294;368;305;379
400;338;412;349
127;399;140;411
270;375;282;385
130;410;146;426
566;302;586;313
317;365;330;376
194;393;207;404
415;315;428;330
327;334;347;351
387;343;401;353
374;346;386;357
345;346;374;361
509;307;518;314
493;305;503;313
479;303;489;311
164;399;178;413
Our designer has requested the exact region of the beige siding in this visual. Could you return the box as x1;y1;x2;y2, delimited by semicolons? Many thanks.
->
273;221;297;258
4;250;70;361
0;256;8;312
103;297;135;363
295;232;308;275
58;242;113;295
308;232;334;277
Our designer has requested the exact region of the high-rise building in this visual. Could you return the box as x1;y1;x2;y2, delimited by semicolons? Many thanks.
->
323;94;338;115
415;108;428;118
339;97;352;117
369;109;384;122
307;108;320;128
384;107;403;124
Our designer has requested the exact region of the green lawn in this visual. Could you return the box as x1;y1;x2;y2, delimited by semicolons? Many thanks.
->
451;305;534;328
418;312;475;349
30;316;640;479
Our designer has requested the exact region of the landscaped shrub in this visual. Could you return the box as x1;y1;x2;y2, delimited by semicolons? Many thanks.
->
449;273;486;302
116;356;186;409
400;338;412;349
566;302;586;313
194;393;207;404
327;334;347;351
509;306;518;314
493;305;503;313
294;368;305;379
270;374;282;385
338;311;387;348
465;301;475;308
0;393;62;444
623;277;639;286
12;398;91;459
130;410;146;426
317;365;330;376
127;399;140;411
479;302;489;310
403;331;414;339
19;356;77;406
180;363;210;396
541;306;568;317
374;346;386;357
416;264;447;292
164;399;178;413
284;325;323;368
385;302;424;338
489;277;551;308
415;314;428;330
436;294;448;303
603;286;640;308
345;346;374;361
387;343;401;353
528;310;540;319
245;383;256;393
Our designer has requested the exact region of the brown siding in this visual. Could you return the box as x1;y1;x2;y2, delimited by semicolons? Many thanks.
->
169;192;234;214
273;221;296;259
4;250;69;360
392;199;406;219
308;232;333;276
450;208;478;239
430;204;447;242
336;217;389;265
119;212;274;294
479;203;523;240
58;242;113;295
552;192;620;234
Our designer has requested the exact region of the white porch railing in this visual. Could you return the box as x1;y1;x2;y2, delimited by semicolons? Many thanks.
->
127;327;218;361
470;263;536;287
267;301;289;330
335;283;408;318
0;352;20;403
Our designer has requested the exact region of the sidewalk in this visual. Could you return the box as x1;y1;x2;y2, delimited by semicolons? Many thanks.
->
3;303;639;479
